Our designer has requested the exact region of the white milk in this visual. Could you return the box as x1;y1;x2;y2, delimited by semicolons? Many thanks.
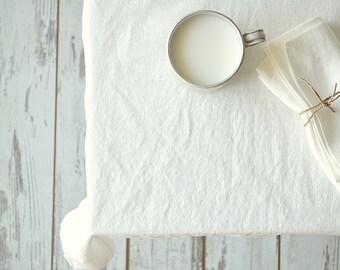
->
169;14;244;86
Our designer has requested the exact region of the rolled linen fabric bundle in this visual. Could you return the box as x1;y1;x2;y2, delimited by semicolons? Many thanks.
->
60;199;114;270
257;17;340;191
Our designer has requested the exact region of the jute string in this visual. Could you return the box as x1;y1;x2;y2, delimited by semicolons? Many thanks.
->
299;78;340;127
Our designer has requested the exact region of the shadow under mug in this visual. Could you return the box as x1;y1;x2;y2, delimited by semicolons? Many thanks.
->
167;10;266;90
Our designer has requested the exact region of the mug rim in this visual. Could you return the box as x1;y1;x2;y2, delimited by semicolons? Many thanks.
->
167;10;246;89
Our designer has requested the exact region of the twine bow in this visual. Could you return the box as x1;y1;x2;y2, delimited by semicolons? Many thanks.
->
299;78;340;127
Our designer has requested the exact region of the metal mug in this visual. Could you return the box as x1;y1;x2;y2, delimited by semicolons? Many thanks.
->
167;10;266;90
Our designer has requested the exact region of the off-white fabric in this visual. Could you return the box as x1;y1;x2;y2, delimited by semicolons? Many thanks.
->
60;200;114;270
257;17;340;191
61;0;340;269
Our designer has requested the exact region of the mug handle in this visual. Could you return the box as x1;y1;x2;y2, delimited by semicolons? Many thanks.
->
243;29;266;47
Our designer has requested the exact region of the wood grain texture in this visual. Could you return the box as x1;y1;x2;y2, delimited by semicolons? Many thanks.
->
104;238;127;270
129;237;204;270
281;235;340;270
0;0;57;269
52;0;126;269
205;236;278;270
52;0;85;268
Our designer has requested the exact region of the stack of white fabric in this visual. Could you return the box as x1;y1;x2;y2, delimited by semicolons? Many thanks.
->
258;17;340;191
60;0;340;269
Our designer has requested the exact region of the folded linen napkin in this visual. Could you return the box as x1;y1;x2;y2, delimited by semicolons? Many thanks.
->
257;17;340;191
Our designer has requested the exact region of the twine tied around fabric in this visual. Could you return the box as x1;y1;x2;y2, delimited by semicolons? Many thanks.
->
299;78;340;127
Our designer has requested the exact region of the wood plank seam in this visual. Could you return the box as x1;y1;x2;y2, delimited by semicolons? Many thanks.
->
126;238;130;270
202;236;206;270
337;236;340;270
277;235;281;270
51;0;61;269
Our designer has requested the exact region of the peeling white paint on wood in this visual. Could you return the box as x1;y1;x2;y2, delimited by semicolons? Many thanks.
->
104;238;127;270
52;0;86;269
205;236;278;270
129;237;204;270
281;235;340;270
0;0;57;269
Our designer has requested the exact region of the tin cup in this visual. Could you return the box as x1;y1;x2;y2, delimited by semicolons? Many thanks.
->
167;10;266;90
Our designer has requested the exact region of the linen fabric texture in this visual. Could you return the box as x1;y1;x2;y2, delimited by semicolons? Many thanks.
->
60;0;340;269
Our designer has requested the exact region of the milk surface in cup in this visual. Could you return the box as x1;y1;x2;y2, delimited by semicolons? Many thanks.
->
169;13;244;86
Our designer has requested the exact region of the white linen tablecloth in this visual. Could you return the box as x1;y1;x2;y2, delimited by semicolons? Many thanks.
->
60;0;340;268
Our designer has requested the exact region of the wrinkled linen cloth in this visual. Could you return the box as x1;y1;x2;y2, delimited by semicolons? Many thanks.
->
60;0;340;269
257;17;340;191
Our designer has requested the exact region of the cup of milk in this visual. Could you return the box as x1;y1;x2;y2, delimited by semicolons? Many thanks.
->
168;10;265;90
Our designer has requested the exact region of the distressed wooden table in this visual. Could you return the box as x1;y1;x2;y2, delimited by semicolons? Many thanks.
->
0;0;339;269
